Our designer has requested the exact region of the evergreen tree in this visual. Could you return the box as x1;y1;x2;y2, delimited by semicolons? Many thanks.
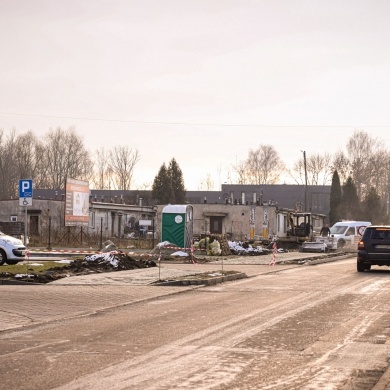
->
329;170;342;225
151;163;173;204
341;177;360;220
168;158;186;203
152;158;186;205
362;187;382;224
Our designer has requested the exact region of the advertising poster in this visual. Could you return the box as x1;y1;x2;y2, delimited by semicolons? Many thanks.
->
65;178;90;226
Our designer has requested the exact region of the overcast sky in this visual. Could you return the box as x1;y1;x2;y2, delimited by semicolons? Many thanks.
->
1;0;390;190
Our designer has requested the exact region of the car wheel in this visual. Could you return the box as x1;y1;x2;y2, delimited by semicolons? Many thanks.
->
365;264;371;271
0;249;7;266
357;262;366;272
338;239;346;248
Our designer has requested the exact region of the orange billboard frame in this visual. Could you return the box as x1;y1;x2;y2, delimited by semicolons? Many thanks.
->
65;178;90;227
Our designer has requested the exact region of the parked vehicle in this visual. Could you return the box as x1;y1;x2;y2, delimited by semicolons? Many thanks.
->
329;221;371;248
0;231;26;265
357;225;390;272
278;211;326;244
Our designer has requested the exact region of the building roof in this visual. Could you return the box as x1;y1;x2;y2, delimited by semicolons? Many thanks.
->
33;184;331;217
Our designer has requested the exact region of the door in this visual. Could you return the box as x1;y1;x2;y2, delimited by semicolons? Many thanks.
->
210;216;223;234
29;215;39;235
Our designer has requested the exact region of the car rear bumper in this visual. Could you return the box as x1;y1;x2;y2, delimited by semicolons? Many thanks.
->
357;252;390;267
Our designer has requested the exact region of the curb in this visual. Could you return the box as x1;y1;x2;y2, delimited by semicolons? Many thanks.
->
152;272;247;286
280;252;354;265
307;254;355;265
0;279;43;285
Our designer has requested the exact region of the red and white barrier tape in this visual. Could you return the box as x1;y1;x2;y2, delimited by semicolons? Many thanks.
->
190;242;198;264
269;242;277;266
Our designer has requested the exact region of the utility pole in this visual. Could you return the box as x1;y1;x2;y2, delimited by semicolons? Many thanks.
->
302;151;308;211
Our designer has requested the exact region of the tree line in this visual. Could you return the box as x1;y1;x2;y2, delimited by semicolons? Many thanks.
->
0;127;140;200
234;130;390;202
329;170;386;225
235;129;390;220
1;126;389;219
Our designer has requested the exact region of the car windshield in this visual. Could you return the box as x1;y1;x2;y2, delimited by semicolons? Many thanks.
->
330;226;348;234
368;228;390;239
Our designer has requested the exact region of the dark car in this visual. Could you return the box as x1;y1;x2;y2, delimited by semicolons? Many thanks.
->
357;225;390;272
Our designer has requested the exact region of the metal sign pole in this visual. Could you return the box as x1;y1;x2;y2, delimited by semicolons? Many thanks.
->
24;205;27;246
19;180;33;246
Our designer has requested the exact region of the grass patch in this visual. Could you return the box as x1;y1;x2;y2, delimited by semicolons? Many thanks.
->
0;261;70;275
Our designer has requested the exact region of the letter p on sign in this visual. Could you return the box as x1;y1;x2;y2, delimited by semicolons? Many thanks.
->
19;179;33;206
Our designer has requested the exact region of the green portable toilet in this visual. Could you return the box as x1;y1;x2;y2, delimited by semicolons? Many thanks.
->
161;204;193;250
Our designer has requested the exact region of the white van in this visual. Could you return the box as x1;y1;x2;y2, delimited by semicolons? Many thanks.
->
330;221;371;248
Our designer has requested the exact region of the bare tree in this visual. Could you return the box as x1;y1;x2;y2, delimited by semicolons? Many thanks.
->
331;151;351;184
247;145;284;184
14;131;48;188
0;128;19;199
306;152;333;185
347;129;381;199
368;149;390;202
134;182;152;191
233;145;284;185
109;146;140;190
232;159;249;184
0;129;52;198
198;173;215;191
91;148;110;189
42;127;93;189
289;158;306;185
288;152;333;185
382;154;390;211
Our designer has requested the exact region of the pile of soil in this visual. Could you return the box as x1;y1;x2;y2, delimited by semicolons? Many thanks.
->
0;252;157;284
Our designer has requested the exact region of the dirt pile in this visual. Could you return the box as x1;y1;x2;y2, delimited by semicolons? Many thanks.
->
0;252;157;284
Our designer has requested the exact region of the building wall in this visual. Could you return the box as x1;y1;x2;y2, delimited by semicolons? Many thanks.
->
155;203;326;245
0;199;64;236
0;199;156;243
156;203;279;242
88;202;156;238
1;199;325;246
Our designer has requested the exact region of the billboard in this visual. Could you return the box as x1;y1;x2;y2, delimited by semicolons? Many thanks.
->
65;178;90;226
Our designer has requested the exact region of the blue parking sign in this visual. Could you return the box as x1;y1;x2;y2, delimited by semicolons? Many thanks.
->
19;179;33;206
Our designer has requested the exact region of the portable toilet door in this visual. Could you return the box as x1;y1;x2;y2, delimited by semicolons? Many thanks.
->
161;204;193;250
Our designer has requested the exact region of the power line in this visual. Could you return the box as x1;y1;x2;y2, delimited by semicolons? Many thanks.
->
1;111;390;128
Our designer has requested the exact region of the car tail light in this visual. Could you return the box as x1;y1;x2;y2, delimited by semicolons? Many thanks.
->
358;240;365;250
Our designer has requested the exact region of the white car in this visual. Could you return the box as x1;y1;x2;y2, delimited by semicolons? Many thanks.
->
0;231;26;265
330;221;371;248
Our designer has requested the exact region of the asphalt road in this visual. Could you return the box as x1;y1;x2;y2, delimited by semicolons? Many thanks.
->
2;253;390;389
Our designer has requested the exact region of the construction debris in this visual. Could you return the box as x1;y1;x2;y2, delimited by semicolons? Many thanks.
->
228;241;271;256
1;252;157;284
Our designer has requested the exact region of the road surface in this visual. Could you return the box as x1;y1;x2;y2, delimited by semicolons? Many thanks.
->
1;256;390;389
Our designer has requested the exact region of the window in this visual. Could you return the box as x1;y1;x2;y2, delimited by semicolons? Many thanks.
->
371;230;383;239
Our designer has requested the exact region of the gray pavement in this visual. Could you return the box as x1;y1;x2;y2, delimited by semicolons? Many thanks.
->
0;250;352;333
7;250;390;389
